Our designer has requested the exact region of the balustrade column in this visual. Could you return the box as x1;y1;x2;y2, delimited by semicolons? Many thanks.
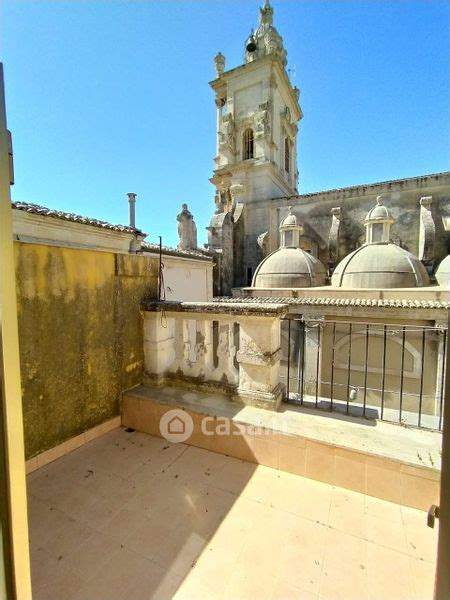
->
236;314;283;410
143;312;175;383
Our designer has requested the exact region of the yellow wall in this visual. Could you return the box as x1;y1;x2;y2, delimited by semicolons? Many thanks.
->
14;242;158;459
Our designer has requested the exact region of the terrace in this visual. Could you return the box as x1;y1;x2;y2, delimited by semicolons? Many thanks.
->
25;296;444;599
28;428;438;600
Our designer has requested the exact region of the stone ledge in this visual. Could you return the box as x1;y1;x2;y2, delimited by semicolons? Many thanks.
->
141;300;288;316
122;384;441;511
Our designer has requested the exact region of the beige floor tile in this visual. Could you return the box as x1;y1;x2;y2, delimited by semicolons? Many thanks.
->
61;531;123;580
319;557;368;600
366;543;413;585
323;527;368;569
27;428;436;600
365;513;409;553
271;579;318;600
364;494;403;524
409;557;436;600
223;561;278;600
43;517;96;560
404;524;439;562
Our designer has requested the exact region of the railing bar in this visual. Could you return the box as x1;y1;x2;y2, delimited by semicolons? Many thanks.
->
286;319;291;401
380;324;387;421
315;324;321;407
296;320;302;398
300;320;306;404
399;326;406;423
330;322;336;410
346;322;352;415
363;324;369;416
289;318;447;331
438;329;447;431
418;329;426;428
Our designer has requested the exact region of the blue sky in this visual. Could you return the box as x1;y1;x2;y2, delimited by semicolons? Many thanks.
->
1;0;448;247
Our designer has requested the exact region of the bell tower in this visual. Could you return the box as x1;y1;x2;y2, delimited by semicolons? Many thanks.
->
210;1;302;199
208;1;303;290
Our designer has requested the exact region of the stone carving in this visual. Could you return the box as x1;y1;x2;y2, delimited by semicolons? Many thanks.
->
214;52;225;77
328;207;341;266
220;113;235;152
256;102;271;138
177;203;197;250
257;231;269;256
418;196;435;262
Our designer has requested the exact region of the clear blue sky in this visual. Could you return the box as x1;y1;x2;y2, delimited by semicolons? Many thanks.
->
2;0;448;248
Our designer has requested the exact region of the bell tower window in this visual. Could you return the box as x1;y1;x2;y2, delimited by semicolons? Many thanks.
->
284;137;291;173
243;128;254;160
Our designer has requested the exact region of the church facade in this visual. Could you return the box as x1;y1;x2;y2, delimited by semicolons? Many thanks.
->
206;0;450;295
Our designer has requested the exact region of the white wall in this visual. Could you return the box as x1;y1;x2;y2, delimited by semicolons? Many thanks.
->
160;255;213;302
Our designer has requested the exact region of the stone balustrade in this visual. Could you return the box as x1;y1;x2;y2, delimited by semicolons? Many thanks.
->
141;300;287;410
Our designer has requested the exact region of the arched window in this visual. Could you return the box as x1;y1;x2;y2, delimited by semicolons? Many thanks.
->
284;137;291;173
243;128;254;160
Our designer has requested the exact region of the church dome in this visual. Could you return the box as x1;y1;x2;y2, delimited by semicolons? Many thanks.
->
252;247;327;288
365;200;392;222
331;243;430;288
280;212;298;227
435;254;450;287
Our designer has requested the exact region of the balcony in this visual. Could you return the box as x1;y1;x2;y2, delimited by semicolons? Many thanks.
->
26;299;444;599
28;428;438;600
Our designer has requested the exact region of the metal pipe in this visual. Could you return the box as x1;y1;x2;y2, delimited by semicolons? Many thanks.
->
380;324;387;421
346;322;352;414
438;330;447;432
127;192;137;228
418;328;426;427
315;324;321;407
363;324;370;416
286;319;291;401
330;322;336;409
399;326;406;423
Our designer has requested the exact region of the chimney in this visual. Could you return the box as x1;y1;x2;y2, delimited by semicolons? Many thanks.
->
127;192;137;228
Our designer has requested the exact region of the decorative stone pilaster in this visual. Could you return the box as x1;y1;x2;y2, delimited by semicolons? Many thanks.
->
236;315;283;410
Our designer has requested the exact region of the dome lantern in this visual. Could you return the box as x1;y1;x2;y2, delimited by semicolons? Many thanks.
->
364;196;394;244
279;206;302;248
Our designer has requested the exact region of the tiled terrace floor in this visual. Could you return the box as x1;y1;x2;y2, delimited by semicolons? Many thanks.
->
27;428;438;600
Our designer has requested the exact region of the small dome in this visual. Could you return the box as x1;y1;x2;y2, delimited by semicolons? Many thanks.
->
331;243;430;289
365;196;393;223
435;255;450;287
280;211;298;227
252;247;327;288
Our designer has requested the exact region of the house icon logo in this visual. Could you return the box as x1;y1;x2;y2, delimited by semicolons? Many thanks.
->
160;409;193;443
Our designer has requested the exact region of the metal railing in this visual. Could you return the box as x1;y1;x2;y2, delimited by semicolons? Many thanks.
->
281;318;447;430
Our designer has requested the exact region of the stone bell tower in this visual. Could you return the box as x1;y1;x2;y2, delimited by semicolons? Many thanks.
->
207;0;303;292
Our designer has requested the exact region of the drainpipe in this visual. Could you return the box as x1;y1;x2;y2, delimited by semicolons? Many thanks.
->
127;193;137;229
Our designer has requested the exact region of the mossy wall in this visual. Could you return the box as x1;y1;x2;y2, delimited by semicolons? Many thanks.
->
14;242;158;459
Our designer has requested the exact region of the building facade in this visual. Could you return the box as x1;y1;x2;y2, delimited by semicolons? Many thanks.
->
206;1;450;295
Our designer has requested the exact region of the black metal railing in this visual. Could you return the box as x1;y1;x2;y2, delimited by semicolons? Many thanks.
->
281;318;447;431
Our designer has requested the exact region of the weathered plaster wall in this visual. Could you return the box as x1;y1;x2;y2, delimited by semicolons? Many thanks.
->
14;242;158;459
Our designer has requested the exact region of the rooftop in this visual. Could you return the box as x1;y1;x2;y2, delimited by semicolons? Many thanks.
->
12;201;145;235
271;170;450;202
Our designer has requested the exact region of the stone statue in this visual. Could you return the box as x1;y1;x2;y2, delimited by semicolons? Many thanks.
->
220;113;235;151
177;203;197;250
256;102;271;137
214;52;226;77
